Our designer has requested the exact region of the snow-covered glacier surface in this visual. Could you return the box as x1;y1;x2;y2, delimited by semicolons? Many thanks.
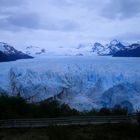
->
0;56;140;112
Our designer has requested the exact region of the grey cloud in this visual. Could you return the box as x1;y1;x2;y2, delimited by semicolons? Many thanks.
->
0;0;41;31
0;0;78;31
47;0;140;19
0;12;78;31
101;0;140;19
48;0;74;6
7;13;40;29
49;0;102;8
43;19;78;31
116;32;140;41
0;0;26;17
0;12;41;31
0;0;25;7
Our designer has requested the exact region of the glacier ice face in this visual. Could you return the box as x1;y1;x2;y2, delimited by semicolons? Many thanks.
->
101;82;140;112
0;56;140;111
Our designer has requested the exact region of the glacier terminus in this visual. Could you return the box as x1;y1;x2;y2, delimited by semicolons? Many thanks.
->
0;56;139;112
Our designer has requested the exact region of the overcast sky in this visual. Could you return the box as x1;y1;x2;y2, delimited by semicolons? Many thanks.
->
0;0;140;49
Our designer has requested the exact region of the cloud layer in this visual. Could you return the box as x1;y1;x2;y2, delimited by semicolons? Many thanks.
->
0;0;140;48
101;0;140;19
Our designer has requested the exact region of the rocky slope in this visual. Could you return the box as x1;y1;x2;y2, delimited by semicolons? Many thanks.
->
113;43;140;57
0;42;33;62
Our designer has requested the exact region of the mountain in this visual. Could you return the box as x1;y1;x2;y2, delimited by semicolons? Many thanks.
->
0;42;33;62
25;46;46;56
23;40;140;57
106;40;126;55
75;40;127;56
24;45;78;56
91;40;126;55
76;40;140;57
75;42;109;56
113;43;140;57
92;42;109;55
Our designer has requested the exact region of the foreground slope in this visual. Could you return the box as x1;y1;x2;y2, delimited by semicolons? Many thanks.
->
1;124;140;140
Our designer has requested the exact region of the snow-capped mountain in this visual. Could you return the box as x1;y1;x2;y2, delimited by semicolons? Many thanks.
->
23;40;140;57
90;40;126;55
24;44;93;57
25;46;46;56
0;42;19;54
76;40;140;56
106;40;126;55
113;43;140;57
76;42;107;55
92;42;109;55
0;42;33;62
0;56;139;112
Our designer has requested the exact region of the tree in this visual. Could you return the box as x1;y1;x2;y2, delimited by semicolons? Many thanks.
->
112;105;127;115
98;108;111;116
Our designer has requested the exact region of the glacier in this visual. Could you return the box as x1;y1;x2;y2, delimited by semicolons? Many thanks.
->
0;56;140;112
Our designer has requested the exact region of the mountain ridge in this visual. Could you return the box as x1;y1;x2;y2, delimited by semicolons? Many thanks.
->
23;40;140;57
0;42;33;62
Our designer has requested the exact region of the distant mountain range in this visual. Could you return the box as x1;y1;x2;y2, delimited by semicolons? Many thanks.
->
0;41;140;111
0;40;140;62
24;40;140;57
92;40;126;55
25;46;46;56
113;43;140;57
79;40;140;57
0;42;33;62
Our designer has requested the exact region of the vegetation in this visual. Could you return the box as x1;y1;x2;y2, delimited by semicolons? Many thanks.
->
0;95;139;140
137;111;140;126
0;95;128;119
0;124;140;140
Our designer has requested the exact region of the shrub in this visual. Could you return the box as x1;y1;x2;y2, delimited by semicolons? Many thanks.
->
0;95;30;119
98;108;111;116
0;94;129;119
112;105;128;115
137;111;140;126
